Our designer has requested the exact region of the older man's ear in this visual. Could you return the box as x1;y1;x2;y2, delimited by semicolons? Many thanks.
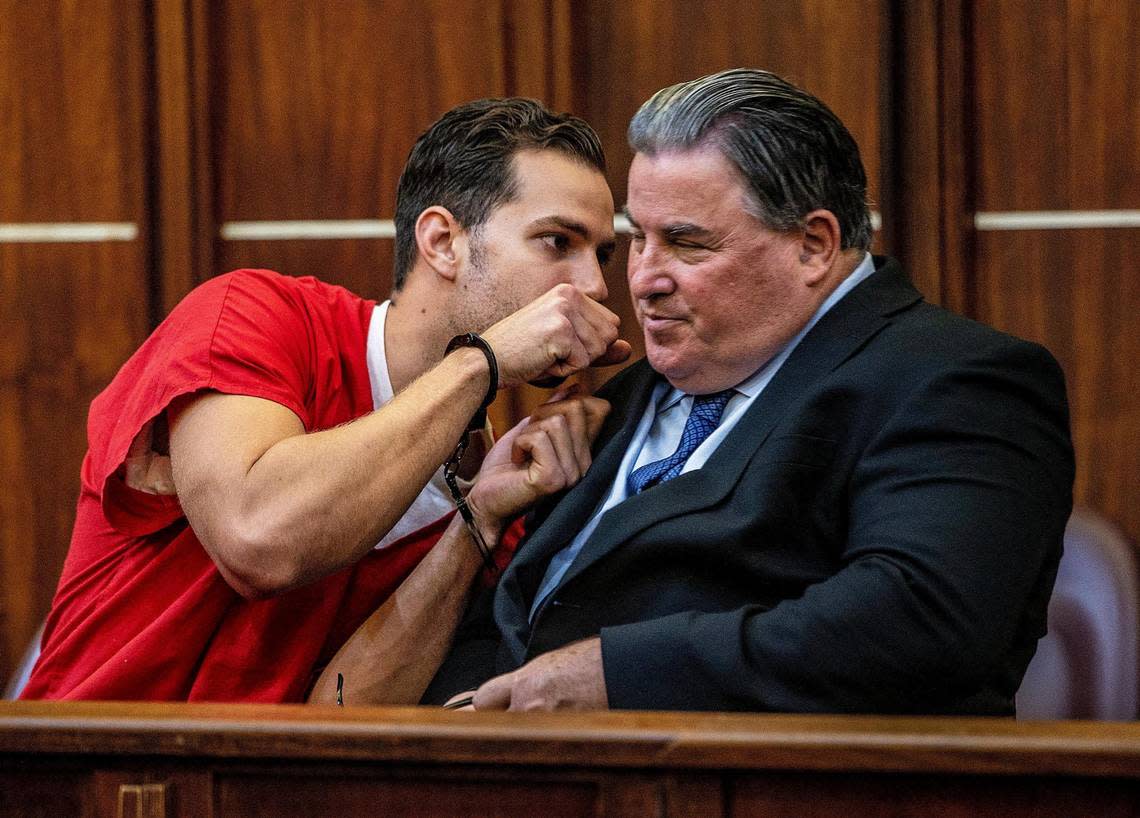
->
796;209;845;286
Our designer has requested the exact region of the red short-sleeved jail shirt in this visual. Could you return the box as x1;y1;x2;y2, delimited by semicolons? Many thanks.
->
21;269;452;702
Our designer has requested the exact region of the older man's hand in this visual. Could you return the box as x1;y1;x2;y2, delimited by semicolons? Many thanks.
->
472;637;607;711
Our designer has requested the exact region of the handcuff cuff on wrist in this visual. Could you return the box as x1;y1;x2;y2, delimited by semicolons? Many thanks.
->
442;332;499;575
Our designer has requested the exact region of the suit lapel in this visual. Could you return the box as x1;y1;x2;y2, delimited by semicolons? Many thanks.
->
494;361;658;648
549;257;922;594
524;359;659;560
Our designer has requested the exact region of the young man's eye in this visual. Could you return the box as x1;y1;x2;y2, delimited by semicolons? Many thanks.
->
541;234;571;253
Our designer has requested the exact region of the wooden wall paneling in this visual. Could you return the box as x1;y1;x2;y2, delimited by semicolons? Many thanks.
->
0;769;90;816
930;0;974;317
973;0;1140;210
504;0;575;109
972;0;1070;214
886;0;974;308
0;2;153;688
664;774;723;818
974;229;1140;544
217;239;395;296
970;0;1140;544
1063;1;1140;210
210;0;517;298
600;773;665;818
151;0;217;316
0;3;149;221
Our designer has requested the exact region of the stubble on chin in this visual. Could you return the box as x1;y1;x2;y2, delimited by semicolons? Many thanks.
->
450;238;501;335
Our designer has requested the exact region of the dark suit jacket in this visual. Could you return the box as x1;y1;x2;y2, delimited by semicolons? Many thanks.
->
425;257;1075;714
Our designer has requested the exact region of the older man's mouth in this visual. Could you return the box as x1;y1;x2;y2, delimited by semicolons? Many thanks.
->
641;312;686;332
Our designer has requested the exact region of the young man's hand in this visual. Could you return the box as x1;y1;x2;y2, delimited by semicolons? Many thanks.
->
482;285;631;387
465;385;609;542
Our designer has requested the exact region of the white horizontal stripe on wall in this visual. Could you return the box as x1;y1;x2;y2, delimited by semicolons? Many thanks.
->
221;220;397;240
0;223;138;243
975;210;1140;231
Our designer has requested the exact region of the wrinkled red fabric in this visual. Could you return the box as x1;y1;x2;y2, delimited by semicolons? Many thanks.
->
22;269;490;701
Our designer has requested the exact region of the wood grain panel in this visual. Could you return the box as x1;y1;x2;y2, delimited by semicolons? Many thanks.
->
152;0;217;314
972;0;1140;211
0;2;152;689
975;230;1140;545
0;243;149;690
216;772;598;818
504;0;575;108
0;770;90;817
0;0;148;222
6;709;1140;818
212;0;513;226
971;1;1140;544
728;771;1140;818
886;0;973;311
216;239;395;301
7;701;1140;776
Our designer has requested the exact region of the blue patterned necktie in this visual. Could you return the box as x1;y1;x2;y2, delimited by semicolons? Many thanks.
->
628;390;734;494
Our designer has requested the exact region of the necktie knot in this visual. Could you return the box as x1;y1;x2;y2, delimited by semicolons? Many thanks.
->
628;389;733;494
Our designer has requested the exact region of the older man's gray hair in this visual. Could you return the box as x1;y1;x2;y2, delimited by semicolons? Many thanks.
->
628;68;873;251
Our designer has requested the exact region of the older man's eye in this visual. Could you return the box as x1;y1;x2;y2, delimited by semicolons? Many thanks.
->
672;239;710;253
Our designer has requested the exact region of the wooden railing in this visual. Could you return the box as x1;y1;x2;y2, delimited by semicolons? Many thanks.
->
2;702;1139;817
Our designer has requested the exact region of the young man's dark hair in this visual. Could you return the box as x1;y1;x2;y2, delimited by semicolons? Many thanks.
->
393;98;606;289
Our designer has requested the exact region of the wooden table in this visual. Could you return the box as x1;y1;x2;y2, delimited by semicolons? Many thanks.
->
2;702;1138;817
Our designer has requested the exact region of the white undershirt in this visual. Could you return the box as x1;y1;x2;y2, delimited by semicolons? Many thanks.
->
366;300;456;549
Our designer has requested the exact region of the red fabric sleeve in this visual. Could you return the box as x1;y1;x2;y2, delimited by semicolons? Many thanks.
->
88;270;319;536
480;516;527;588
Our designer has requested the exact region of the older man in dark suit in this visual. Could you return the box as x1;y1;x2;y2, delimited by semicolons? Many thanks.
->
418;68;1074;715
330;69;1073;714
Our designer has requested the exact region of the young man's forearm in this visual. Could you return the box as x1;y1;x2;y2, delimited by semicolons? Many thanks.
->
307;513;494;705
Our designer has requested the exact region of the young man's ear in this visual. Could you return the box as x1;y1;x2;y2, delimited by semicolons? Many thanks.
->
796;209;842;286
414;206;464;281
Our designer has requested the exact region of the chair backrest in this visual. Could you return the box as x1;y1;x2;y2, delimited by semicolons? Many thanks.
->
2;621;43;700
1017;508;1139;720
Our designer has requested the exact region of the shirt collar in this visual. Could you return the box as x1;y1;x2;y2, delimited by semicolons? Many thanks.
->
655;252;875;412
